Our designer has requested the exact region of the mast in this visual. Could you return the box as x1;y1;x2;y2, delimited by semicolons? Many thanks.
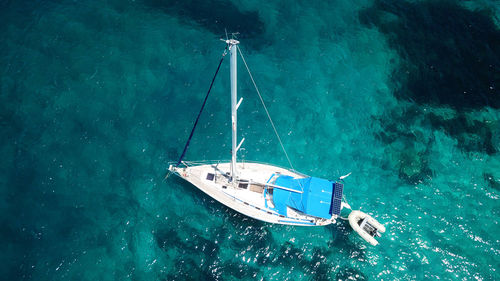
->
227;38;240;181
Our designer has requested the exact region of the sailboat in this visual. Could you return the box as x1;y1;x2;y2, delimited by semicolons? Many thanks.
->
168;38;386;244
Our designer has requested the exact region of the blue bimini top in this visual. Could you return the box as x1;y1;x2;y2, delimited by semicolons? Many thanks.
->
273;175;343;219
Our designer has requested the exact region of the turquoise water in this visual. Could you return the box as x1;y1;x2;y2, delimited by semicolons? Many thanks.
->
1;0;499;279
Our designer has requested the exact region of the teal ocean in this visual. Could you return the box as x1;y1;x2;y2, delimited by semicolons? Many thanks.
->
1;0;499;280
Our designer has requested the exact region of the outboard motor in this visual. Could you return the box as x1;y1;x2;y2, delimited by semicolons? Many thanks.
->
348;210;386;246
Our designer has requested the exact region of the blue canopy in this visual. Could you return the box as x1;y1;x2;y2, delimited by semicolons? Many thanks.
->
273;175;343;219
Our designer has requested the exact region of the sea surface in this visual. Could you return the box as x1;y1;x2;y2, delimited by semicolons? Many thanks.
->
1;0;499;280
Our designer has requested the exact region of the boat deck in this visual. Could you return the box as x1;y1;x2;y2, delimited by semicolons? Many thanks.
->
169;161;336;226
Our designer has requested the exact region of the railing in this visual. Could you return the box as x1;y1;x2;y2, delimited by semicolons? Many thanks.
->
167;159;307;177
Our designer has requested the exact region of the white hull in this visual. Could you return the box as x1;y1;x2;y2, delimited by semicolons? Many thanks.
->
166;40;386;244
169;161;337;226
348;210;386;246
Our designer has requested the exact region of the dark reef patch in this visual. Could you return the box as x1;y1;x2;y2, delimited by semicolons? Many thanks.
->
336;266;367;281
374;103;498;184
328;223;367;260
157;225;261;280
156;225;219;257
360;0;500;168
372;106;435;184
229;224;271;252
309;248;335;281
156;224;227;280
255;241;336;278
143;0;266;49
166;258;218;281
484;173;500;191
428;112;498;155
359;0;500;110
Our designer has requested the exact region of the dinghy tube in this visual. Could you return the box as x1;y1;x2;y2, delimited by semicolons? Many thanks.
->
348;210;386;246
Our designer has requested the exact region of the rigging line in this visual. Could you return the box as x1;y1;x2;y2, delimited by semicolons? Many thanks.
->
175;46;228;167
237;46;295;172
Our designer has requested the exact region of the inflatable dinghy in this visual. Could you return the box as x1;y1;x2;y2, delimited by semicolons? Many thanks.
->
348;210;386;246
